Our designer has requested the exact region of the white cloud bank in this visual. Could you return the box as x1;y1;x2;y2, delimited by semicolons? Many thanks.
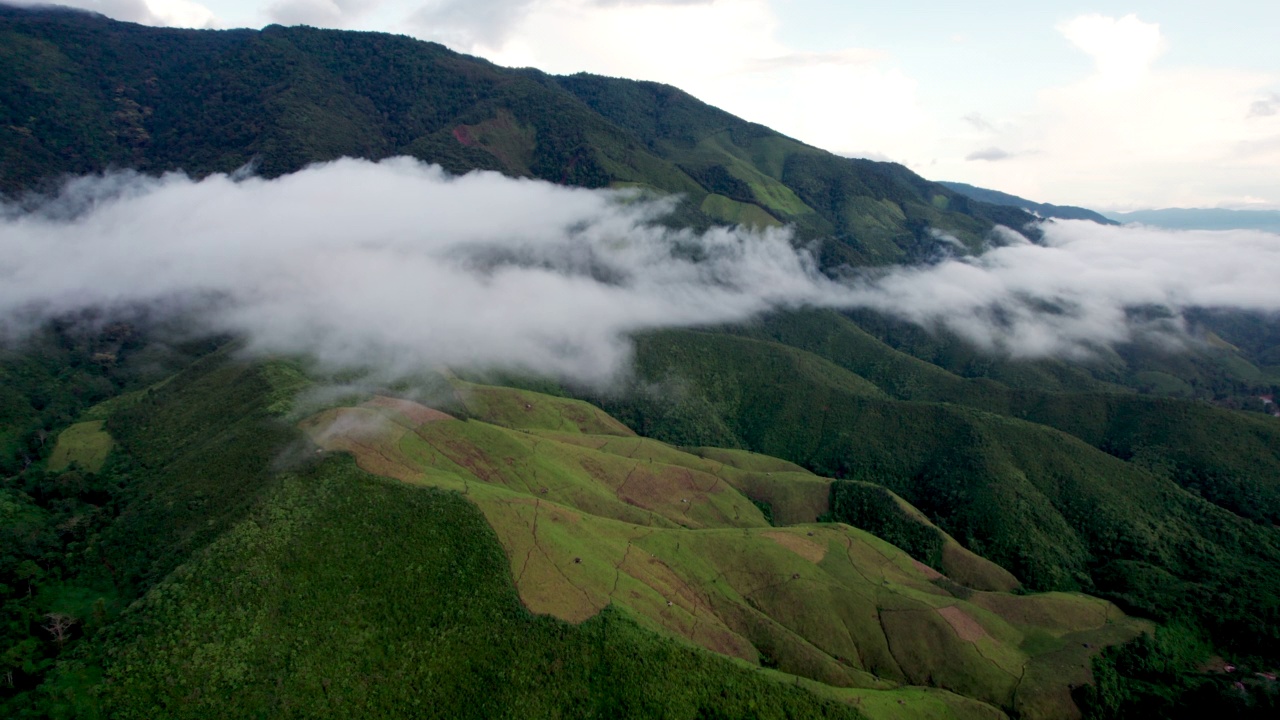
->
848;221;1280;359
3;159;1278;384
5;0;219;27
951;13;1280;210
0;158;841;384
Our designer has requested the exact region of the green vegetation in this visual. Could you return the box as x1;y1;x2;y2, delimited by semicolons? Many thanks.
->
71;459;867;720
827;481;946;571
45;422;112;473
2;334;1151;719
1078;623;1278;718
731;310;1280;527
600;327;1280;668
3;342;874;718
0;6;1033;266
296;384;1144;717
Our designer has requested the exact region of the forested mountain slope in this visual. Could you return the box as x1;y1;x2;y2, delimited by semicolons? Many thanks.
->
0;5;1031;266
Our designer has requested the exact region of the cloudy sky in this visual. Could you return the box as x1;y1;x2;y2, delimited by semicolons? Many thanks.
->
14;0;1280;210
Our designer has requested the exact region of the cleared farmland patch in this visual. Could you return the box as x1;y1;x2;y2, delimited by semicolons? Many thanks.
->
47;420;113;472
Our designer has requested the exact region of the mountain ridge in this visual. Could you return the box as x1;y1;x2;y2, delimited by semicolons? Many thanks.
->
0;4;1036;267
1103;207;1280;233
938;181;1116;225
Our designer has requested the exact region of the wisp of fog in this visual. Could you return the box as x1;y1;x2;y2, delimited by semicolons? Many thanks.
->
848;220;1280;359
2;157;1278;384
0;158;839;384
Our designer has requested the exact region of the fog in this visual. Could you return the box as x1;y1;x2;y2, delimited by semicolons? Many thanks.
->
0;158;840;385
850;220;1280;359
3;157;1277;384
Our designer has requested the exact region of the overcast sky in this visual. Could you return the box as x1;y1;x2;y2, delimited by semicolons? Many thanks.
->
15;0;1280;211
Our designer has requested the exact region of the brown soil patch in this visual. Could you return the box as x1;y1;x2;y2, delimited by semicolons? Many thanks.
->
301;407;448;484
937;605;989;643
363;396;453;426
585;459;729;526
763;531;827;564
911;558;944;580
452;125;476;147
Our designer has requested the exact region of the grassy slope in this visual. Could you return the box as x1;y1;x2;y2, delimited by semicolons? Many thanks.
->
299;385;1145;718
603;328;1280;662
732;310;1280;527
72;459;868;720
15;352;883;720
45;422;113;473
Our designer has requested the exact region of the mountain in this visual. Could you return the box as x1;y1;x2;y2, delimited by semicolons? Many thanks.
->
938;181;1117;225
3;5;1280;719
0;5;1034;268
3;324;1154;720
1104;208;1280;233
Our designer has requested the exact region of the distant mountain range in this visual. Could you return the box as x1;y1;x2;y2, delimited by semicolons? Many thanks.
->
941;181;1280;235
938;181;1117;225
1103;207;1280;233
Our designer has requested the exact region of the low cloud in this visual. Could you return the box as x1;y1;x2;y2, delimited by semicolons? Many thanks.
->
962;113;996;132
4;0;219;28
407;0;711;50
965;147;1014;162
1250;93;1280;118
847;220;1280;359
4;159;1278;382
0;158;839;385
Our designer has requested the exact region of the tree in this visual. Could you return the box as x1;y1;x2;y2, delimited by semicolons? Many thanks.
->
43;613;76;647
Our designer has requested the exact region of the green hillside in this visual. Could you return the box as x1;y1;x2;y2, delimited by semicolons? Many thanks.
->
0;6;1031;265
600;329;1280;663
13;357;884;719
732;310;1280;526
2;332;1153;719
